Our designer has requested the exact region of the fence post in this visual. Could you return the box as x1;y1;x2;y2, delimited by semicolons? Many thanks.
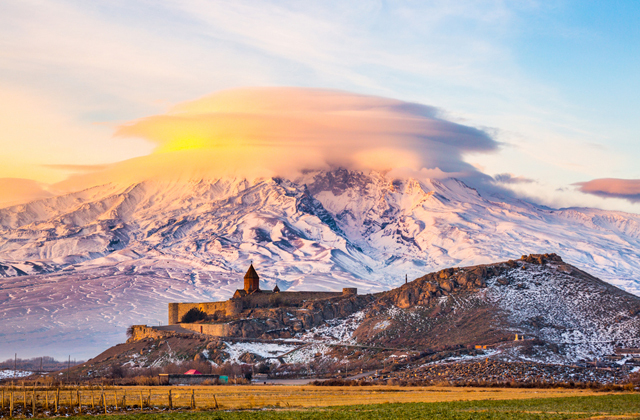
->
103;391;107;414
78;389;81;414
139;390;143;410
114;391;118;410
213;394;219;409
91;391;95;409
23;389;26;412
191;389;195;409
32;388;35;417
9;391;13;418
46;390;49;411
168;389;172;410
55;388;59;413
123;390;126;410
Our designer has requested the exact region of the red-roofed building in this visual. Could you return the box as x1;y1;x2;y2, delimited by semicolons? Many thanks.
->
184;369;201;375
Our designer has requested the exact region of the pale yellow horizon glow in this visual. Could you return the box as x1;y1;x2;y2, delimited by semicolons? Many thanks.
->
0;84;154;186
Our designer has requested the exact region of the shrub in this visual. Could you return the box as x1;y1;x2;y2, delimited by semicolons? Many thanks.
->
181;308;207;323
256;362;271;374
109;365;128;379
133;375;159;386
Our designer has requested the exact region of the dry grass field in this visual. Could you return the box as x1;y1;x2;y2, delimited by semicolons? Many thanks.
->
57;391;640;420
1;384;637;417
137;385;620;410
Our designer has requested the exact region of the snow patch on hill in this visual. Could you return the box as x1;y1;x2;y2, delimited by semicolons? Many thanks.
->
222;341;298;364
486;263;640;363
0;370;33;379
298;310;366;344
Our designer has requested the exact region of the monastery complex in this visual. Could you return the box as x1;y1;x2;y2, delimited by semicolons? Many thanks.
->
168;264;358;325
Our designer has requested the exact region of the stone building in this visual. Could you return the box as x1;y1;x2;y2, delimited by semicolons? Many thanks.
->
232;263;276;298
167;264;357;325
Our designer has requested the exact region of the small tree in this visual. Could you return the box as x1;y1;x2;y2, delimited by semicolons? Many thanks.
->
256;362;271;374
126;325;135;338
181;307;207;323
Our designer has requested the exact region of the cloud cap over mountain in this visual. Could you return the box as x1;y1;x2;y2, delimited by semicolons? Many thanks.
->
110;87;498;178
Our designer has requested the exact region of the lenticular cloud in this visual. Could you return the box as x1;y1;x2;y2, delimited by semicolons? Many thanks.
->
54;88;499;192
117;87;497;174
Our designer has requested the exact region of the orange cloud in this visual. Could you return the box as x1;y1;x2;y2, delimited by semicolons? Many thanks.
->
42;164;109;172
114;87;497;173
51;87;499;193
575;178;640;203
0;178;52;207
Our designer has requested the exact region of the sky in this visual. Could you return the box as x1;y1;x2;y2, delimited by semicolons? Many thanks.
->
1;0;639;211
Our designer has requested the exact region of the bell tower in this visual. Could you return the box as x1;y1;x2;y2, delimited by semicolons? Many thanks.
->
244;264;260;294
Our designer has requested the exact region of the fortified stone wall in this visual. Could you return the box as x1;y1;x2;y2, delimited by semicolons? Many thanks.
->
128;325;175;341
241;291;343;308
179;323;230;336
168;290;358;324
168;301;230;324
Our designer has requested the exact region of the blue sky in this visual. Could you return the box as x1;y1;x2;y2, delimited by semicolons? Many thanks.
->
0;0;639;210
514;2;639;132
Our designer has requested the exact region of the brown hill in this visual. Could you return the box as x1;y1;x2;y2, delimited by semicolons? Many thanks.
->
353;253;640;363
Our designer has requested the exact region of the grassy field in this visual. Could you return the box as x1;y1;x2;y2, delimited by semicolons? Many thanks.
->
116;385;623;409
59;393;640;420
1;386;638;418
2;385;617;412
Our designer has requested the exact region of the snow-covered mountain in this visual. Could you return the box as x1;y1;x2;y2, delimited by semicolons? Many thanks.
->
1;169;640;359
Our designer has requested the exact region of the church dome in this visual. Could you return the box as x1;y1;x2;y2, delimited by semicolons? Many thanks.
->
244;263;260;293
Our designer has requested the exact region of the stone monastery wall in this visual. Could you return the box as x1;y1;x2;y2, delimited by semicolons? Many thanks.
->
168;301;230;325
167;264;358;325
178;322;230;336
240;291;343;308
128;323;231;340
128;325;174;341
168;291;346;324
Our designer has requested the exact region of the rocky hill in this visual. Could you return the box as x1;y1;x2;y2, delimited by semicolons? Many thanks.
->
354;253;640;364
62;254;640;384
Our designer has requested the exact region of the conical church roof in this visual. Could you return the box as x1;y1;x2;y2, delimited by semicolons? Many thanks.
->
244;264;259;280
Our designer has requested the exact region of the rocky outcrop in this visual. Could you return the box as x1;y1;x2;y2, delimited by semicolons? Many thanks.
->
214;294;375;339
379;253;563;309
383;359;628;385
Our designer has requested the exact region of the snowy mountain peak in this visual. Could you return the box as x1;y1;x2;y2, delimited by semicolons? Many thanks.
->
1;168;640;359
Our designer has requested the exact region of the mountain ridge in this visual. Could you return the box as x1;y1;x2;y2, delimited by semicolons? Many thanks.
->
1;169;640;359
